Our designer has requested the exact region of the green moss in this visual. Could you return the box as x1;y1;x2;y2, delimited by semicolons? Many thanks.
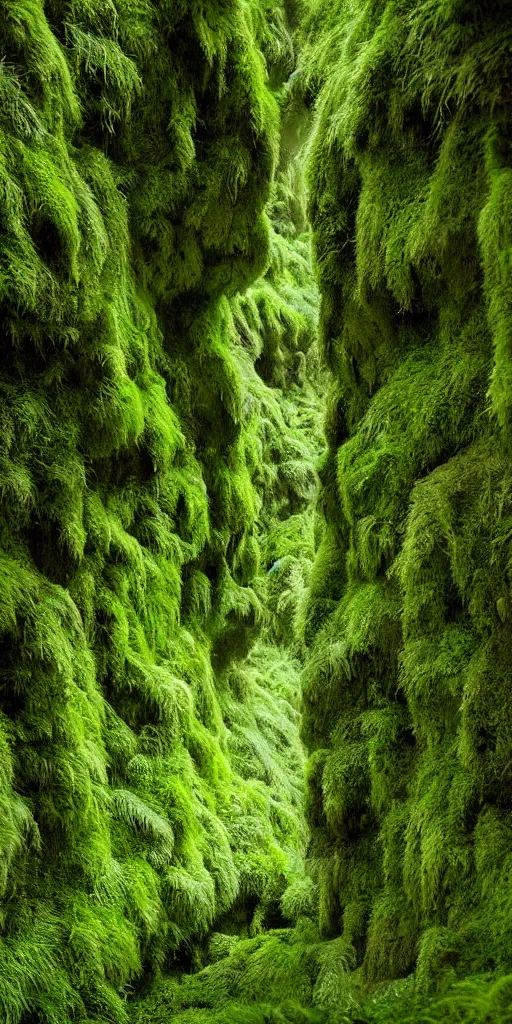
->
4;0;512;1020
298;0;512;1000
0;0;324;1019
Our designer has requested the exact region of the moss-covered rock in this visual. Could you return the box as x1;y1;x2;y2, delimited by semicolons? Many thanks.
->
299;0;512;995
0;0;321;1019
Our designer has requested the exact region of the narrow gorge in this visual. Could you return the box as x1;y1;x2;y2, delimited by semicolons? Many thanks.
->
1;2;512;1023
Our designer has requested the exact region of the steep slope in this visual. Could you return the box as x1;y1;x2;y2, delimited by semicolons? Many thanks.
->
300;0;512;999
144;1;512;1020
5;1;512;1023
0;1;320;1020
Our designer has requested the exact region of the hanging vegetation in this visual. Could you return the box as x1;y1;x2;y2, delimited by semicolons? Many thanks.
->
0;0;321;1019
2;0;512;1022
299;0;512;1003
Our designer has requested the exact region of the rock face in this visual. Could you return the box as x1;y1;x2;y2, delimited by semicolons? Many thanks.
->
3;0;512;1021
0;1;319;1019
301;0;512;991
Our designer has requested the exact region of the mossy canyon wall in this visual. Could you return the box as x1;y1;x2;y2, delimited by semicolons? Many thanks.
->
0;0;319;1017
301;0;512;990
1;1;512;1023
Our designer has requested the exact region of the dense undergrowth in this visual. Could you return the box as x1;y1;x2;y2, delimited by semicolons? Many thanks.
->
298;0;512;1013
0;0;321;1019
2;0;512;1022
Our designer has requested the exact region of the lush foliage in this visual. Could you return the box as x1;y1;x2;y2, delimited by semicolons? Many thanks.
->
0;0;320;1019
298;0;512;1000
132;0;512;1018
3;0;512;1021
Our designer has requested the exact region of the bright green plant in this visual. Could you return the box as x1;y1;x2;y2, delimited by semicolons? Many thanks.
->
298;0;512;995
4;0;512;1022
0;0;322;1019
